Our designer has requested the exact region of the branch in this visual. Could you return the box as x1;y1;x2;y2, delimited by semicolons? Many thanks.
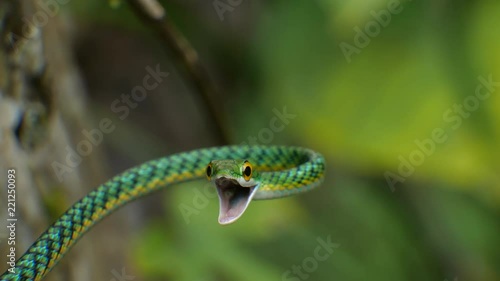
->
126;0;230;145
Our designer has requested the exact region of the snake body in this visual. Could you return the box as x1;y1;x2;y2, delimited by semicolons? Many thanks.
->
1;145;325;281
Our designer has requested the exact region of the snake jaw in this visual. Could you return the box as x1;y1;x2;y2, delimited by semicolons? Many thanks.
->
215;177;258;225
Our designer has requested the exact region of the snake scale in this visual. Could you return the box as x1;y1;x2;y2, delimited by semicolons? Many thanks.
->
1;145;325;281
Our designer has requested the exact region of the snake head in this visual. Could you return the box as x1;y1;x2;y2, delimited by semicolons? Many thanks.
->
206;159;259;225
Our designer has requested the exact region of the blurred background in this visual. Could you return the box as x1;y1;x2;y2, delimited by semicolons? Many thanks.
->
1;0;499;280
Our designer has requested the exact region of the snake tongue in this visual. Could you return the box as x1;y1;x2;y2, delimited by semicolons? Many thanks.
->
215;178;258;225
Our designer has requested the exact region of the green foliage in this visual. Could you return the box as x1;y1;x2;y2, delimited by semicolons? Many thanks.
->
72;0;500;280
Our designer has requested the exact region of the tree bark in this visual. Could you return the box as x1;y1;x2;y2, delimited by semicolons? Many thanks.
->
1;1;114;280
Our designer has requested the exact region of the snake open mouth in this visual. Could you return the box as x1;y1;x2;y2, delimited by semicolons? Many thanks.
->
215;177;258;225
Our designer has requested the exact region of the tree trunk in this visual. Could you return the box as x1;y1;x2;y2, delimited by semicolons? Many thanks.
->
1;1;119;280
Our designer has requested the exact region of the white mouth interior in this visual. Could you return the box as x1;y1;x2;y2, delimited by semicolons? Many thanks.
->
215;177;258;225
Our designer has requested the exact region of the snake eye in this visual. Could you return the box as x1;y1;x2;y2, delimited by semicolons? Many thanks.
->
206;163;213;180
242;160;252;181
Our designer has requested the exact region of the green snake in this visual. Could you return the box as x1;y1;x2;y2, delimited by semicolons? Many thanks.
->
1;145;325;281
